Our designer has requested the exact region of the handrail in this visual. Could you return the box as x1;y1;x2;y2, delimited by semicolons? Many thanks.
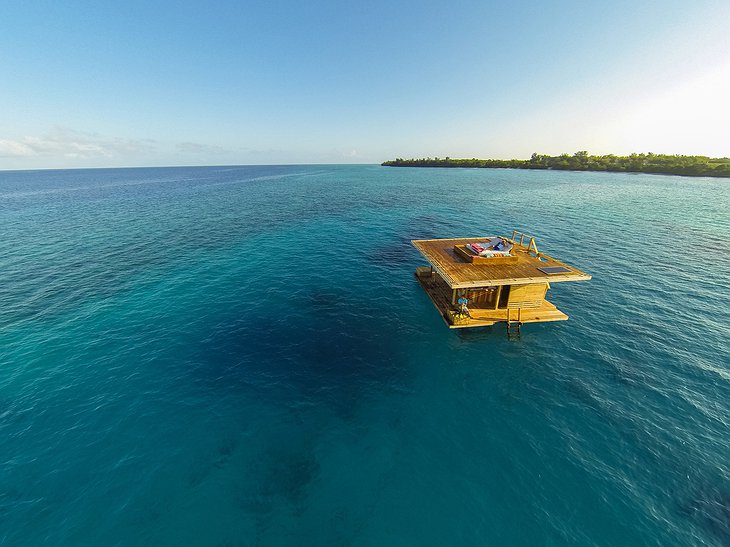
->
510;230;539;256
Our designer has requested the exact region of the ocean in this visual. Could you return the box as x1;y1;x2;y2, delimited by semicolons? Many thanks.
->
1;165;728;546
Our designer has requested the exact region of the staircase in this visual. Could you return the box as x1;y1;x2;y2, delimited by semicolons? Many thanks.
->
506;308;522;340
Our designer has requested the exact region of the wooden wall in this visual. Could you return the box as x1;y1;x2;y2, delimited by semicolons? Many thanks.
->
507;283;548;309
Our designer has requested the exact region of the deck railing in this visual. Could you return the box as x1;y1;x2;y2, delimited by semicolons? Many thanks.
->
510;230;540;256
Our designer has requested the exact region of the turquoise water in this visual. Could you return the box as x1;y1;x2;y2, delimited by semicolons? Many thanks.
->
1;165;728;546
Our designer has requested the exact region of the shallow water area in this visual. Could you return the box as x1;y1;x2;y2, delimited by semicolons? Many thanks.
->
1;165;728;545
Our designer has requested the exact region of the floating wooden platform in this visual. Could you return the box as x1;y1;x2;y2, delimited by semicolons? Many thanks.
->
412;237;590;289
412;231;591;331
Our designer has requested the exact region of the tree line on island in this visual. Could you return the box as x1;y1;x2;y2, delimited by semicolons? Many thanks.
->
382;151;730;178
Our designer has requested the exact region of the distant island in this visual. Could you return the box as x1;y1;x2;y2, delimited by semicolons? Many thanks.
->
382;152;730;178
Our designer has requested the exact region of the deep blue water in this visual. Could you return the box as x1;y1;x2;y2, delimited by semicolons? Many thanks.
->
1;164;728;546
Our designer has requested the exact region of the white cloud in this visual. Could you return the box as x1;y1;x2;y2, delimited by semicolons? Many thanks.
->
176;141;231;155
0;139;35;157
0;127;156;159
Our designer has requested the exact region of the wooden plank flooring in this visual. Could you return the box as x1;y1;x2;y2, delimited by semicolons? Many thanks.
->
412;237;591;289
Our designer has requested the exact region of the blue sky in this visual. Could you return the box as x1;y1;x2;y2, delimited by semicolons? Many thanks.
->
1;0;729;168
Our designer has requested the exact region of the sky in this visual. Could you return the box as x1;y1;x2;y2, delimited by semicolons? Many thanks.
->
1;0;729;169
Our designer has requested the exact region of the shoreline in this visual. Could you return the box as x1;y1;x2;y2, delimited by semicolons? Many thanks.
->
382;152;730;179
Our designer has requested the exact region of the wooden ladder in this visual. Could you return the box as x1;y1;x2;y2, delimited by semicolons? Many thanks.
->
511;230;540;256
506;308;522;340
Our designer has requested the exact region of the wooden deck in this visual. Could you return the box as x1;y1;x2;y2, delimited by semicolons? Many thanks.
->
415;270;568;328
412;236;591;289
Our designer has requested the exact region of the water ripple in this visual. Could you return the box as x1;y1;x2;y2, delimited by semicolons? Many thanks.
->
0;166;728;545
